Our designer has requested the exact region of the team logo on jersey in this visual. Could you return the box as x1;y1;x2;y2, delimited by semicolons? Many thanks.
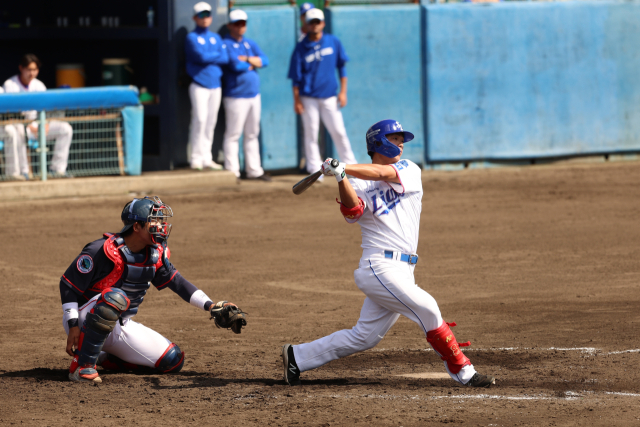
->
197;36;205;45
77;255;93;274
210;37;216;44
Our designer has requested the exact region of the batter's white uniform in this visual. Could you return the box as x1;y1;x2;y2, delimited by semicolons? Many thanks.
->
292;159;477;384
3;76;73;175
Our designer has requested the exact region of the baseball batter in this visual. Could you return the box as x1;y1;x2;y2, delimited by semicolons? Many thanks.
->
287;8;357;175
60;196;245;383
282;120;495;388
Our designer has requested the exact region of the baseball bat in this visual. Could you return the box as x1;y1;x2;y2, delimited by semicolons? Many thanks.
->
292;159;340;195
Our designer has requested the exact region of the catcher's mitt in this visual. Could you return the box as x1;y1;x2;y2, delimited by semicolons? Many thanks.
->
210;301;247;334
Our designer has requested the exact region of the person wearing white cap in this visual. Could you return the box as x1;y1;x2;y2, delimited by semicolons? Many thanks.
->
185;2;229;171
221;9;271;181
287;8;357;176
298;2;315;42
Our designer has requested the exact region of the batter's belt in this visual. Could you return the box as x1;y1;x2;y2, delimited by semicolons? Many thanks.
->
361;248;419;265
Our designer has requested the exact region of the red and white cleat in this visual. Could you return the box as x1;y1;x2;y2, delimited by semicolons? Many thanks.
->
69;366;102;383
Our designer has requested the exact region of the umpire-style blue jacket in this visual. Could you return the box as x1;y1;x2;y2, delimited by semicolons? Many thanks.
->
185;26;229;89
222;36;269;98
287;33;349;99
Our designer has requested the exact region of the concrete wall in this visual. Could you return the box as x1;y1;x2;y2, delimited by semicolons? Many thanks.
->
425;1;640;162
328;5;425;164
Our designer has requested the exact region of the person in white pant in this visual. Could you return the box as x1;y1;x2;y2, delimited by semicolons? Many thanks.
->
0;86;21;180
221;9;271;181
281;119;496;389
185;2;229;171
287;8;357;175
3;54;74;179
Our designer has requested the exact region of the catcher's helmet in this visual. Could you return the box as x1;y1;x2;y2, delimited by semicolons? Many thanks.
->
366;119;414;159
120;196;173;244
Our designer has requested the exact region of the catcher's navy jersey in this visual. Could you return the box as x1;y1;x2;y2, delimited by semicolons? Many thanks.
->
60;235;177;302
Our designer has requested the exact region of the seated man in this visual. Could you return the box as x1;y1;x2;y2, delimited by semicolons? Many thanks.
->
3;53;74;179
0;86;22;180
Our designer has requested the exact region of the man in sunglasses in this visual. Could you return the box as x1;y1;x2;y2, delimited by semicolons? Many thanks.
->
185;2;229;171
60;196;244;383
288;8;357;179
221;9;271;182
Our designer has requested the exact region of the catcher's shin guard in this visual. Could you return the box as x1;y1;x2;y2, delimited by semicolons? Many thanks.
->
99;353;148;372
71;288;130;377
155;343;184;373
426;321;472;374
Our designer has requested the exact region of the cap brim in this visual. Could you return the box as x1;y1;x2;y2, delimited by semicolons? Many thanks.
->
119;223;134;233
402;131;414;142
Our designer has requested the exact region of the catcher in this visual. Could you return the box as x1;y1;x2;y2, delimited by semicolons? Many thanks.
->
59;196;247;383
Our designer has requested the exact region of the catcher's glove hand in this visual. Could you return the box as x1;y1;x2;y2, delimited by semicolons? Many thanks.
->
210;301;247;334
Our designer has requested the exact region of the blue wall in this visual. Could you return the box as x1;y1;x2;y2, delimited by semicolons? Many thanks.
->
328;5;425;164
245;6;298;170
425;1;640;162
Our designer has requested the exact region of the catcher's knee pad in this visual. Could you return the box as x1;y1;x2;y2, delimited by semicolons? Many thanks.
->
426;321;471;374
76;288;130;368
155;343;184;374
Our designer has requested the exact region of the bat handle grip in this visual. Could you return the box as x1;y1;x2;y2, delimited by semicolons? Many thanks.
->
330;159;340;168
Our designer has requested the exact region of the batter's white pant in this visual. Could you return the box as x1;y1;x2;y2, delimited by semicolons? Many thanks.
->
300;96;357;174
189;83;222;169
222;95;264;178
63;294;174;368
0;125;19;177
293;255;477;384
8;121;73;175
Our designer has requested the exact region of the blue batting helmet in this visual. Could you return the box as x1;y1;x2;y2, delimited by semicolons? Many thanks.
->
366;119;414;158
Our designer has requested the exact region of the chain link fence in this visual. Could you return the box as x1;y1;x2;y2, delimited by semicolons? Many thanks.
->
0;108;126;181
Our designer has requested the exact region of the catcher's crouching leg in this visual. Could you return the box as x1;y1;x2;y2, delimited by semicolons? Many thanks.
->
70;288;130;383
155;343;185;373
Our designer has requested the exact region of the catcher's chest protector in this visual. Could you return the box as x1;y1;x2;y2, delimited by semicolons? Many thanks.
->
98;234;161;318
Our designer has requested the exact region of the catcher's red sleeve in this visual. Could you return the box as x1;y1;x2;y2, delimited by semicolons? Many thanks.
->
336;197;364;223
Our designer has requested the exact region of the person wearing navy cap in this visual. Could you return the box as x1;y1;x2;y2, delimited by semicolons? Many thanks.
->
299;2;315;42
185;2;229;171
287;8;357;177
221;9;271;181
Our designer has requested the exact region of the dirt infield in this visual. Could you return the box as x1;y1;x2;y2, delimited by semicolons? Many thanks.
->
1;161;639;426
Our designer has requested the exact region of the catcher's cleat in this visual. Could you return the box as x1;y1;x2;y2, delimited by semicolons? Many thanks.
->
69;366;102;384
465;373;495;388
282;344;301;386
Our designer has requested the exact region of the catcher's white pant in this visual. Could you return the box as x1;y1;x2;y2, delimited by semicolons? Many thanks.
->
188;83;221;169
63;294;173;368
6;121;73;175
222;95;264;178
292;256;477;384
300;96;357;174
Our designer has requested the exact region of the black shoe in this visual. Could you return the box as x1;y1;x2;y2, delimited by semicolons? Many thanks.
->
466;373;495;388
248;174;272;182
282;344;301;386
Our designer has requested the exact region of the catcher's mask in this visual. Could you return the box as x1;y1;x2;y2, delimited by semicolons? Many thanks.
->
120;196;173;245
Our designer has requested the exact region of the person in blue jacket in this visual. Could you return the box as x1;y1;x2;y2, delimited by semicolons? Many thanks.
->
185;2;229;171
287;8;357;176
221;9;271;181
